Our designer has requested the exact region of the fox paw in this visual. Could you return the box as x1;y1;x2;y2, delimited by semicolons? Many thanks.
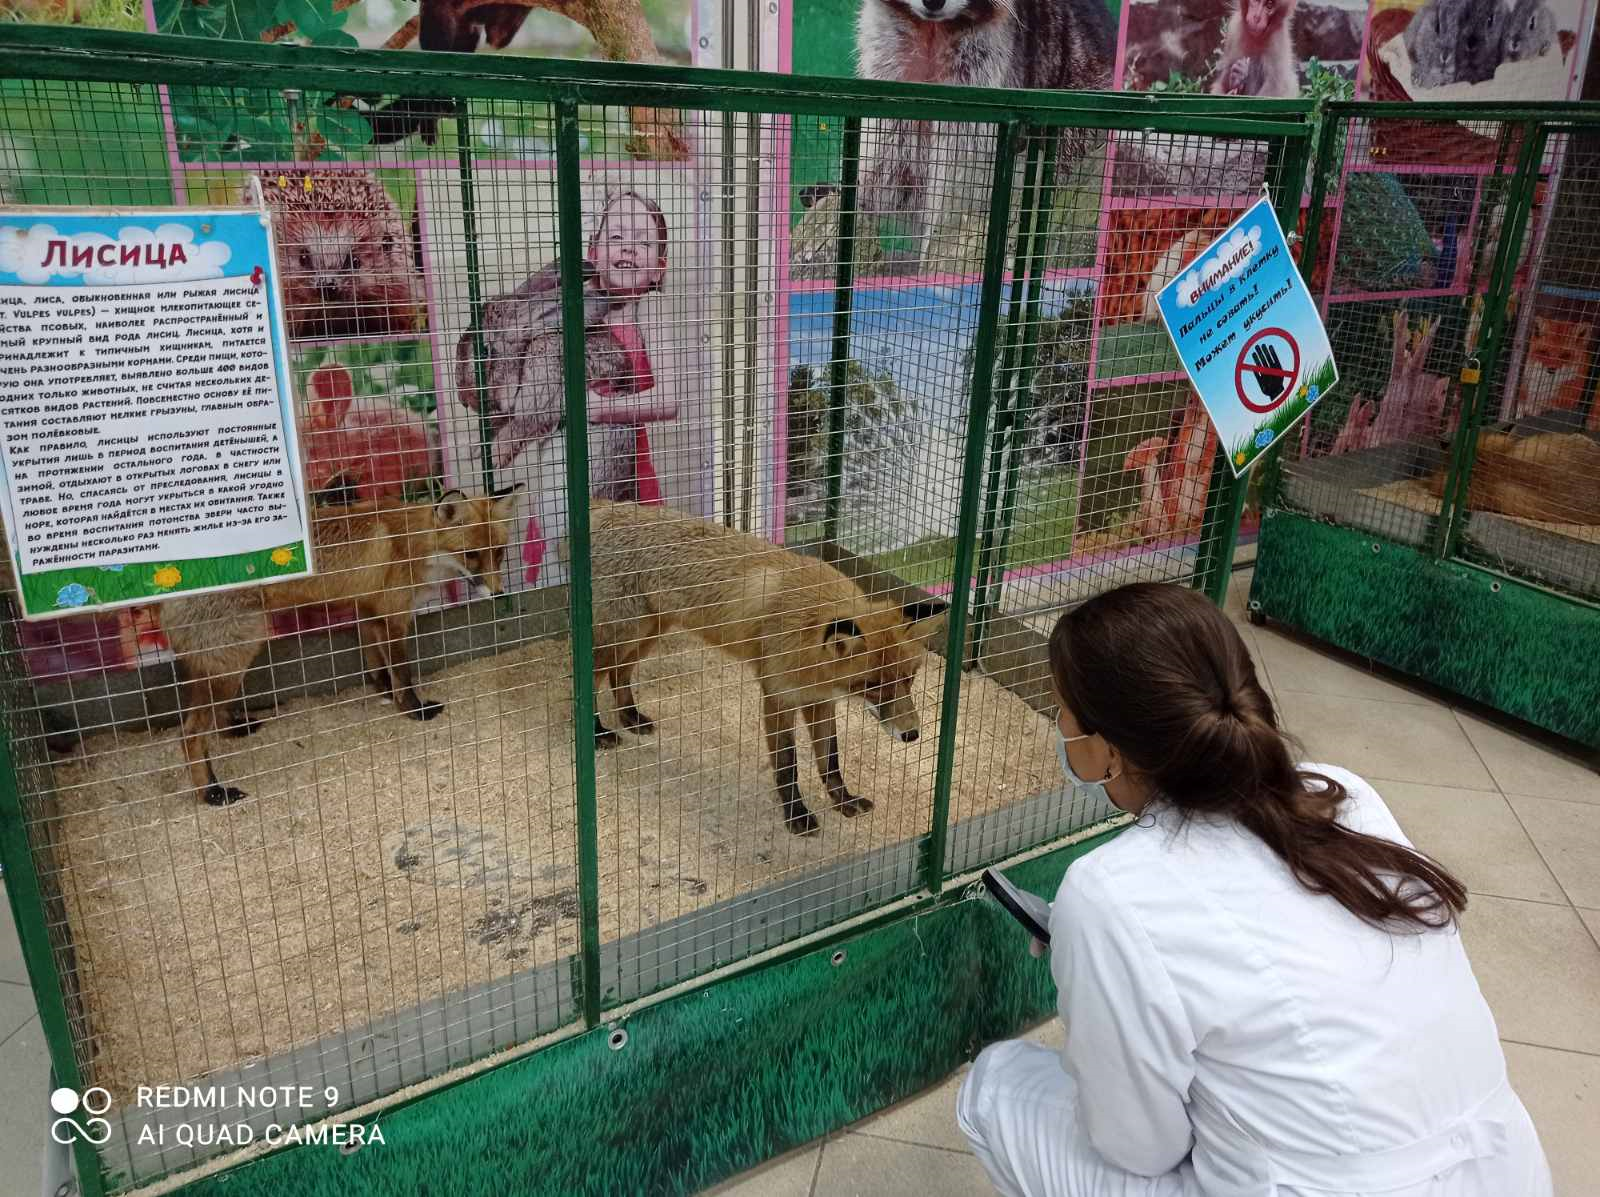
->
224;715;263;738
836;793;874;817
203;783;247;807
408;700;445;722
621;710;656;735
785;809;821;837
43;730;80;756
595;726;621;748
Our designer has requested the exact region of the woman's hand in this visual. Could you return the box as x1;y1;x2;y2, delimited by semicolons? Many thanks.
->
1029;938;1047;959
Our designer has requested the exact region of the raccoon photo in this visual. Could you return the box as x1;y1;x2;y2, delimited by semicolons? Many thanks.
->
256;172;426;341
853;0;1116;259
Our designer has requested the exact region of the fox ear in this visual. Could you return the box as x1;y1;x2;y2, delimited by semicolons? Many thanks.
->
902;595;947;640
823;617;863;652
490;483;526;519
435;489;469;525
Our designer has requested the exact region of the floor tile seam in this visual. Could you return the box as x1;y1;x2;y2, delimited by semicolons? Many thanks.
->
1500;793;1595;915
0;1010;37;1051
1500;1036;1600;1059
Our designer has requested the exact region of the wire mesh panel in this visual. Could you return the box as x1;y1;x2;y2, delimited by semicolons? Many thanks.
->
1451;125;1600;600
935;125;1312;870
1269;110;1530;555
0;74;591;1188
1266;105;1600;610
0;29;1315;1193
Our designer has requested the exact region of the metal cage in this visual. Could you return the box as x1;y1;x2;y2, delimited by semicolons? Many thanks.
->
1253;100;1600;755
0;27;1319;1195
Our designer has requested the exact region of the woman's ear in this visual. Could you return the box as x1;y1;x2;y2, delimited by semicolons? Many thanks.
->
1102;740;1126;783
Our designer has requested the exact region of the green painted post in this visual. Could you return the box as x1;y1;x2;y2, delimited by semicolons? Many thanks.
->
823;117;863;545
1258;107;1341;512
554;97;603;1027
1194;448;1245;607
967;134;1044;671
1196;129;1313;606
924;121;1020;893
0;711;105;1196
973;133;1061;664
1438;122;1549;562
1254;109;1331;515
1427;121;1517;558
455;99;497;492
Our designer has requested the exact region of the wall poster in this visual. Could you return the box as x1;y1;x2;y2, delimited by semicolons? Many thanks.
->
0;207;312;619
0;0;1593;676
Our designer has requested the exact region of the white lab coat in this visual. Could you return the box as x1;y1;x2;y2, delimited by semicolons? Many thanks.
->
957;765;1551;1197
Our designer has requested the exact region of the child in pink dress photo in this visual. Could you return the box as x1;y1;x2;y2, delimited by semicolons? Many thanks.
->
456;189;677;586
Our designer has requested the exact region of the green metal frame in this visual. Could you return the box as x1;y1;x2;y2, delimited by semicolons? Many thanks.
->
552;99;605;1028
0;26;1313;133
1253;512;1600;751
968;133;1058;669
1436;126;1549;559
455;101;498;492
168;824;1124;1197
1194;134;1314;605
0;27;1327;1194
0;699;106;1197
822;116;863;544
924;119;1024;893
1253;103;1600;753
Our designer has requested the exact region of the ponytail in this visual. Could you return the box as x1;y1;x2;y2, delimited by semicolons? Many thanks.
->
1050;584;1466;931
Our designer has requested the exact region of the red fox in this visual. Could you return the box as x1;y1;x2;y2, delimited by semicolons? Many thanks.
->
1424;431;1600;525
586;501;949;836
161;488;522;807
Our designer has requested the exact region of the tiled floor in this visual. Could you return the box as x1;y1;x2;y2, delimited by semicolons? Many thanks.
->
1;571;1596;1196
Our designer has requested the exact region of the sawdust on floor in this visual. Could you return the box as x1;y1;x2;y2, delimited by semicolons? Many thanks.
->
44;632;1056;1096
1360;479;1600;543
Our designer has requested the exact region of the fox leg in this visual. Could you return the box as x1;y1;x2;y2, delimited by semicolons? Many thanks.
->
381;614;443;721
222;708;264;738
614;673;654;734
166;601;266;806
612;619;661;735
761;692;818;837
591;639;622;747
356;615;396;701
179;671;251;805
40;707;79;756
801;702;872;817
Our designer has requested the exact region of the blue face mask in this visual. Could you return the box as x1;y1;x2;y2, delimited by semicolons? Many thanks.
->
1055;726;1121;790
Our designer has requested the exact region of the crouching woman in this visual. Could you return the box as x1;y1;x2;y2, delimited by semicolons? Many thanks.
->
959;583;1550;1197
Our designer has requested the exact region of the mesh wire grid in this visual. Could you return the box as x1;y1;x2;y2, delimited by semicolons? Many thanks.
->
0;48;1315;1190
1271;108;1599;605
1274;113;1526;548
1454;126;1600;599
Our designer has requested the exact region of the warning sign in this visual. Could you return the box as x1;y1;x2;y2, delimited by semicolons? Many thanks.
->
0;208;312;619
1236;328;1299;413
1154;197;1337;477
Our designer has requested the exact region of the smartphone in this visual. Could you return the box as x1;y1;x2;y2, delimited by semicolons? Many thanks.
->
981;867;1053;945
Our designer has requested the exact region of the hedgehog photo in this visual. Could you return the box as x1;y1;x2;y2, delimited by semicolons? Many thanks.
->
254;171;426;341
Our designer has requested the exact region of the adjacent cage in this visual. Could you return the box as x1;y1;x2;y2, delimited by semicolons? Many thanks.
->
1252;101;1600;753
0;28;1314;1196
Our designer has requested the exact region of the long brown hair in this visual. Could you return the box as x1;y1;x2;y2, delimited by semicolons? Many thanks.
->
1049;583;1466;931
